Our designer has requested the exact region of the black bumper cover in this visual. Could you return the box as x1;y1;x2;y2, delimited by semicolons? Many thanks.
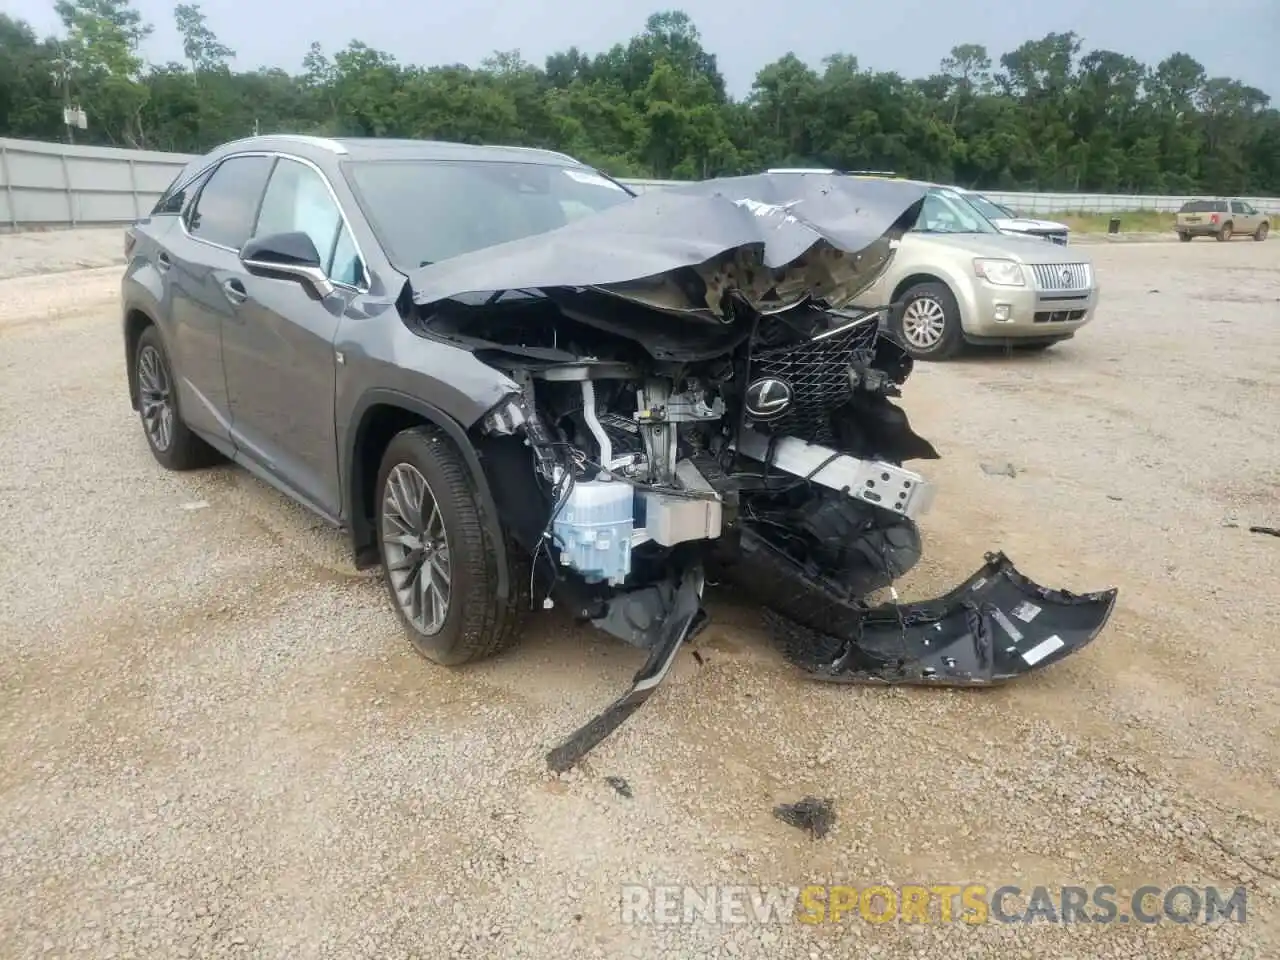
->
770;551;1118;685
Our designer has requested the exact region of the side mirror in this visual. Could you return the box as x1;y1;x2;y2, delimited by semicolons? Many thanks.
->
240;231;334;297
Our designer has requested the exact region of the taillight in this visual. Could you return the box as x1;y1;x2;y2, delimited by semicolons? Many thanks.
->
1210;214;1219;224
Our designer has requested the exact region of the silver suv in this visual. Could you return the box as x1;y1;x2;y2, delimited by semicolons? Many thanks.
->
849;182;1100;360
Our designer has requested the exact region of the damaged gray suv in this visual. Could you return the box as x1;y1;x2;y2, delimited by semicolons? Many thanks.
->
122;136;1117;769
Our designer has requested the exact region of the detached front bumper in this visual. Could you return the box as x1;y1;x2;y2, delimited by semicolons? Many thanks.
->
771;551;1117;685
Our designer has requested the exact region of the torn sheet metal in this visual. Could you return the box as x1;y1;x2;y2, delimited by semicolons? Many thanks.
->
407;173;928;318
770;552;1118;686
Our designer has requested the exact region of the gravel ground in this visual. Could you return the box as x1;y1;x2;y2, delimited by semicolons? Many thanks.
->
0;227;126;280
1;230;1277;959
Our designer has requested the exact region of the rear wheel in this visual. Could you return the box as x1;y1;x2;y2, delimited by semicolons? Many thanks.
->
1178;231;1192;242
1217;222;1233;241
1255;222;1269;242
134;325;220;470
376;425;527;666
893;281;963;361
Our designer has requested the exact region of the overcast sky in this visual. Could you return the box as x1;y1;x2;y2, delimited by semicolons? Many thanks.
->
11;0;1279;99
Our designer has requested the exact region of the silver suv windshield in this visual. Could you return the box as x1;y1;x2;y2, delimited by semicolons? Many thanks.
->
915;187;1001;235
344;159;634;267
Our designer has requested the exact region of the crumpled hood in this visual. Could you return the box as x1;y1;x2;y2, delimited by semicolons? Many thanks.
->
406;173;929;320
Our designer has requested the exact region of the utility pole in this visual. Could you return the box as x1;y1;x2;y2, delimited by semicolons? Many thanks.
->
53;44;86;144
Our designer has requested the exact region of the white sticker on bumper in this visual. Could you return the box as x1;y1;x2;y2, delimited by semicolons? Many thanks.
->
1021;635;1065;666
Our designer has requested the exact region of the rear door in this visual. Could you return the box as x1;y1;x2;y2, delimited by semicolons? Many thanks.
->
164;154;275;444
220;155;366;518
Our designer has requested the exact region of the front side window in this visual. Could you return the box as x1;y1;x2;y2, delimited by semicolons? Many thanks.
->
343;159;633;269
253;156;366;288
186;155;275;249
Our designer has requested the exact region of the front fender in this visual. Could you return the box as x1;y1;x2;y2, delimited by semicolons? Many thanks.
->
341;387;514;600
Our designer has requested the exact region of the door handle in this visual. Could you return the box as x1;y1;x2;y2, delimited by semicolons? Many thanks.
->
221;278;248;305
156;251;171;272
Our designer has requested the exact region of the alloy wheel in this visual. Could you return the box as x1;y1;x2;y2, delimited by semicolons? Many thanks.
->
137;344;174;452
901;297;948;350
381;463;452;635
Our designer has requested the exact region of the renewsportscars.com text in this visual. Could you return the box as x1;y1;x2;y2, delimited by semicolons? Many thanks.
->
619;883;1248;926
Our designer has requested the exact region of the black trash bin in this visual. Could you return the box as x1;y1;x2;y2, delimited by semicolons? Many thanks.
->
1108;217;1121;234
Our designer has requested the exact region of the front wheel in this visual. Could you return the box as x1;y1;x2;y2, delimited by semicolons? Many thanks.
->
892;281;963;361
1255;223;1269;242
376;425;527;666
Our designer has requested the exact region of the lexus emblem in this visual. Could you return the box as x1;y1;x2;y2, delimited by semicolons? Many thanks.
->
1060;267;1072;286
744;377;794;420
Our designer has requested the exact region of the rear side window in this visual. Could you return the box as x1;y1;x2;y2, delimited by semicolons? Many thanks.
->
187;155;275;250
151;167;211;216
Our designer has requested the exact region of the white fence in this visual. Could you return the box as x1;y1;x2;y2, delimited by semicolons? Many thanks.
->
2;136;1277;229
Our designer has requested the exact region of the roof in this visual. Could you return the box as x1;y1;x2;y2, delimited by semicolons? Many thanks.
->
201;134;585;167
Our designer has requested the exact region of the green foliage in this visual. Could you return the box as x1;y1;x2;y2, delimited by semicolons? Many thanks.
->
1;5;1276;195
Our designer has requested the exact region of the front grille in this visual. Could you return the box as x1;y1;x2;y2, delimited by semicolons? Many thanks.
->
747;317;879;445
1030;262;1091;291
1034;309;1088;323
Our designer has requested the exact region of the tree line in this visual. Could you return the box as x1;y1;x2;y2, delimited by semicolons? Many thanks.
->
2;2;1278;195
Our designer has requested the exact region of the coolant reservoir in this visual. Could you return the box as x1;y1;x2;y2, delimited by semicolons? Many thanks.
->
553;478;635;586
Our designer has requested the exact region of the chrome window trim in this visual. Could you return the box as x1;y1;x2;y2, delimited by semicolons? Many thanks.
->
179;150;372;294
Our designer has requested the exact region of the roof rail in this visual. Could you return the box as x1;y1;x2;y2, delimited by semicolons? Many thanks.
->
492;143;581;165
216;133;348;154
765;167;901;177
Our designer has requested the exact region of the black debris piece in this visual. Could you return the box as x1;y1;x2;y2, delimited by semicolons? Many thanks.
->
773;796;837;839
1249;526;1280;538
604;776;634;799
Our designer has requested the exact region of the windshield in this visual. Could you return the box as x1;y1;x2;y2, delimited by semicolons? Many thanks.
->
343;159;634;267
964;193;1014;221
915;188;1001;235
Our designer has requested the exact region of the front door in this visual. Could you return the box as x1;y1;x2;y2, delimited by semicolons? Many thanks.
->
220;155;366;519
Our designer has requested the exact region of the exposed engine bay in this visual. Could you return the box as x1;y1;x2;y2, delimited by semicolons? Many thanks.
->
402;172;1118;770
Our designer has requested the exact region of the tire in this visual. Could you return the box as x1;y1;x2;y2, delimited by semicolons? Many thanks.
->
375;424;527;666
1217;222;1233;241
1255;222;1269;242
892;281;963;361
1178;231;1192;243
134;325;220;470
